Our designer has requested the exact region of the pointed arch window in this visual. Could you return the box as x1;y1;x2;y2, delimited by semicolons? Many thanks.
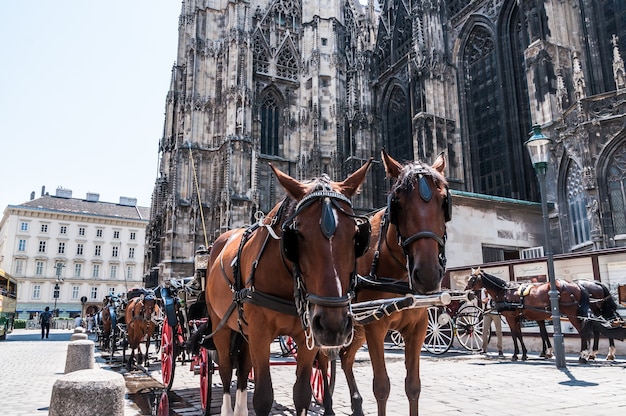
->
277;48;298;81
386;86;412;162
253;34;270;74
566;161;590;246
608;143;626;235
393;4;412;62
260;92;281;156
463;26;510;197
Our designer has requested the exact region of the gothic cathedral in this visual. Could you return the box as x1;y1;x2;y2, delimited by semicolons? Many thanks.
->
145;0;626;283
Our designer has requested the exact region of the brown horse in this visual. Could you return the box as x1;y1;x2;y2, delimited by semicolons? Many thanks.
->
203;161;372;415
465;268;591;362
125;291;159;370
339;150;450;416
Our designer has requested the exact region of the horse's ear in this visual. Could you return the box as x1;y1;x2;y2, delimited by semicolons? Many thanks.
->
432;151;446;175
269;163;307;201
382;149;402;179
335;158;373;197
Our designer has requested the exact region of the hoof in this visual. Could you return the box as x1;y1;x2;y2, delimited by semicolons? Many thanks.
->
578;357;588;364
511;356;518;362
521;355;528;361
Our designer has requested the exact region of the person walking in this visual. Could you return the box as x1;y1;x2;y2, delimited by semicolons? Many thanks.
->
40;306;53;339
481;288;503;357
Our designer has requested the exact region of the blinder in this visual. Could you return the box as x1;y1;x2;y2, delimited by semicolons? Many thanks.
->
281;226;299;263
355;220;371;258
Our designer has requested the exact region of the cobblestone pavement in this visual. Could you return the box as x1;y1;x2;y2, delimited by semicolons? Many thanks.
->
2;329;626;415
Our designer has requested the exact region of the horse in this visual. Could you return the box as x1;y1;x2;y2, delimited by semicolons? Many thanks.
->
125;290;159;370
338;150;451;416
465;268;591;362
101;293;124;353
201;160;372;416
576;280;622;360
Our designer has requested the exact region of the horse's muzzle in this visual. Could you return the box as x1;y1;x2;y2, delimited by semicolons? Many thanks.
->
309;305;354;347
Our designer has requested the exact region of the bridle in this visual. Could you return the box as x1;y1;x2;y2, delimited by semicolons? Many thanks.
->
388;166;451;270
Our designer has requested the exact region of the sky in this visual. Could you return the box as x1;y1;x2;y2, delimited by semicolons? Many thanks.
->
0;1;182;211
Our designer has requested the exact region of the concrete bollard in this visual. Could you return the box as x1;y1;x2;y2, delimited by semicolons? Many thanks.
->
64;339;94;373
70;332;88;341
49;368;125;416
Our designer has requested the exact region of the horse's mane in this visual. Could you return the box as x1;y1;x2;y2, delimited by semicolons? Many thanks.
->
269;174;338;226
477;270;509;290
392;161;448;195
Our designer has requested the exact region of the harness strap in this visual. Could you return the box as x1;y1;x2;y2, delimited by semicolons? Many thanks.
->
356;274;412;295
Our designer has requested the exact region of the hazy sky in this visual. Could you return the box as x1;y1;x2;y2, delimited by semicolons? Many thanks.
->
0;1;181;211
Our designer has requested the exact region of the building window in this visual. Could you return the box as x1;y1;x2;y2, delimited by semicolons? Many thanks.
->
32;284;41;299
126;266;134;279
41;224;48;233
35;261;44;276
92;264;100;278
608;142;626;235
38;241;46;253
90;286;98;300
20;222;29;231
58;242;65;254
112;246;119;257
79;227;86;236
260;92;281;155
110;265;117;279
14;260;24;275
386;85;412;162
113;231;120;239
18;239;26;251
71;286;80;300
130;232;136;240
96;229;103;238
128;247;135;258
77;244;83;255
74;263;82;277
566;161;590;245
108;287;115;295
321;38;327;46
60;226;67;234
94;245;101;256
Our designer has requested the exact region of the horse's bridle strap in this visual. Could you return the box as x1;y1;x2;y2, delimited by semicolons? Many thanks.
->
401;230;446;249
306;291;354;308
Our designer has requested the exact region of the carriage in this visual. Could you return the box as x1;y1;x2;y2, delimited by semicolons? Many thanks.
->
386;297;484;354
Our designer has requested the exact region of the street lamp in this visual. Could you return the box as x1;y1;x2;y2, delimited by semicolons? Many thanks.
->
525;125;566;369
53;262;65;317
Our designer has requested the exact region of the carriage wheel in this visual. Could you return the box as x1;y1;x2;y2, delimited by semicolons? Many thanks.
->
423;306;454;355
389;330;405;347
161;320;176;391
199;348;216;416
157;390;169;416
311;357;336;405
455;305;484;352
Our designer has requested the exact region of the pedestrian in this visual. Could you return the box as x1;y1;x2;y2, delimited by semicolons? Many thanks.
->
87;314;95;333
481;288;503;357
74;315;83;329
40;306;52;339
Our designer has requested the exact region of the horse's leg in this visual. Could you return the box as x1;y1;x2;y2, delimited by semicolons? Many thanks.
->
570;318;589;364
365;326;391;416
537;321;553;358
403;322;427;416
315;352;334;416
213;328;235;416
589;329;600;360
607;338;616;361
339;326;366;416
291;332;317;415
249;330;276;416
233;340;250;416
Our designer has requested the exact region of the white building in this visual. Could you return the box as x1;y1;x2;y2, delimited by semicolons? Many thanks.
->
0;187;149;319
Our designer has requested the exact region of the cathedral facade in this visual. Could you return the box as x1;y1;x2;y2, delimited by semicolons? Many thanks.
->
145;0;626;283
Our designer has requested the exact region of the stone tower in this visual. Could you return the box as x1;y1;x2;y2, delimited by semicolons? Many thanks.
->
146;0;626;283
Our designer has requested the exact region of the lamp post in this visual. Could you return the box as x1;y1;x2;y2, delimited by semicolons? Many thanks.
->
525;125;567;369
53;262;64;318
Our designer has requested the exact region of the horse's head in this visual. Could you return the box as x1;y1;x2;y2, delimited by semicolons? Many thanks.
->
142;292;158;318
382;150;450;294
465;268;485;291
271;159;372;348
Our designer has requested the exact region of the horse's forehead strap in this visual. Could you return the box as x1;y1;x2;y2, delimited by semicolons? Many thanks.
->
295;190;352;212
